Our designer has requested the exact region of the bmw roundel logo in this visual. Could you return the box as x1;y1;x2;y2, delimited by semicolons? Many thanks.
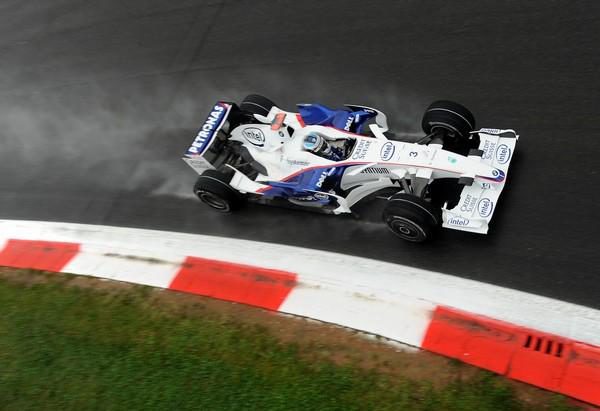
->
492;170;499;177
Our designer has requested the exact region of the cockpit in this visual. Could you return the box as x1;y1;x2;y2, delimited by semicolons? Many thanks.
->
301;131;356;161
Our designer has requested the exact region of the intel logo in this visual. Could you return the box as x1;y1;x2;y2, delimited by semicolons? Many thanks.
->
477;198;494;218
448;216;469;226
380;142;395;161
495;144;511;164
242;127;266;147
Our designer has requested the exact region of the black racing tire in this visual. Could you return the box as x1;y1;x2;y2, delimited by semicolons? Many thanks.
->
193;170;245;213
421;100;476;140
382;193;442;242
239;94;277;117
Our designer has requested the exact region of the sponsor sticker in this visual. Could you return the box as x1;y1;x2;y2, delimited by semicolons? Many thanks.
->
460;194;477;213
448;216;470;226
242;127;266;147
184;156;214;173
481;140;497;160
351;140;372;160
285;159;310;167
344;116;354;131
479;128;502;134
187;103;228;155
316;168;336;188
316;172;327;188
380;142;395;161
477;198;494;218
495;144;511;164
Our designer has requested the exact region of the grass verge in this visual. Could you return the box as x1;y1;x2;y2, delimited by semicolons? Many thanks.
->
0;269;579;411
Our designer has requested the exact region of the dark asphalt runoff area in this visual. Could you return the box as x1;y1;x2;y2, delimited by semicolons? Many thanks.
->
0;1;598;307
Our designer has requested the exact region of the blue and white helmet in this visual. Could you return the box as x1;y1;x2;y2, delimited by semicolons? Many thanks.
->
303;132;325;152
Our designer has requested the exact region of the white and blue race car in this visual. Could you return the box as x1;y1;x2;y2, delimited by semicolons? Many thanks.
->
183;94;518;242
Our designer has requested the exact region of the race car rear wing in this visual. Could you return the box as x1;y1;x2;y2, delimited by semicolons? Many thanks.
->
182;102;233;175
442;129;518;234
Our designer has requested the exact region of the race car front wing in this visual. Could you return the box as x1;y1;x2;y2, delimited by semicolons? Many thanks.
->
442;129;518;234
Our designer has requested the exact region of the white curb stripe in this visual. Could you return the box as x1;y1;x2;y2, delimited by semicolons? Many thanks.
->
1;219;599;346
63;243;185;289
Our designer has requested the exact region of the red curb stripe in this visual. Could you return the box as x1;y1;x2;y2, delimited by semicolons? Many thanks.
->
0;239;80;272
421;306;600;406
508;332;572;392
560;343;600;405
421;305;517;374
169;256;297;311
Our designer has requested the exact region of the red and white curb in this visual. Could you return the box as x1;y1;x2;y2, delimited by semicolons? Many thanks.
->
0;219;598;406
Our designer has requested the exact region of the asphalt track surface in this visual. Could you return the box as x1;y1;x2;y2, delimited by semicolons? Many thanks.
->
0;1;598;308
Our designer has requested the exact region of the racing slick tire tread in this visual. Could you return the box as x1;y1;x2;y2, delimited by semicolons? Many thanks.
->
422;100;476;140
193;170;245;213
240;94;277;117
383;194;442;242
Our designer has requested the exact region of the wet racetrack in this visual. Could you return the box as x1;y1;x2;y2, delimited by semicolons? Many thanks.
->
0;1;599;307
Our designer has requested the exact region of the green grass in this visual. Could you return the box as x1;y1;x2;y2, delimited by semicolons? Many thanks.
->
0;274;575;411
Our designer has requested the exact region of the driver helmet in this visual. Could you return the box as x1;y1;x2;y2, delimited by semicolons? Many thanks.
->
302;132;331;155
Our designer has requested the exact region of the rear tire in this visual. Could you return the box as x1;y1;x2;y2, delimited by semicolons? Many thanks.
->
382;194;441;242
421;100;475;140
240;94;277;117
193;170;245;213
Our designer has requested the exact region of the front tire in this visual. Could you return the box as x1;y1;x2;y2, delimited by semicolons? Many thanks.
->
193;170;245;213
421;100;475;140
382;194;441;242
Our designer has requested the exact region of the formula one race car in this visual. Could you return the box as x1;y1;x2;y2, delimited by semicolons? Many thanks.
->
183;94;518;242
